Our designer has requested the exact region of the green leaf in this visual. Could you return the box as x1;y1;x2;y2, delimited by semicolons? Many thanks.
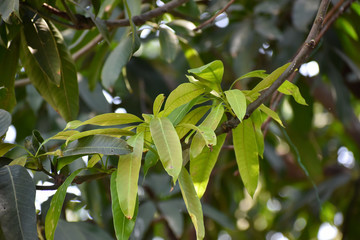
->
259;104;284;127
48;130;79;141
110;172;137;240
45;168;83;240
225;89;247;120
117;132;144;219
159;27;179;63
190;104;224;158
0;165;37;240
191;134;226;198
57;155;81;171
66;128;135;145
179;39;204;68
20;22;79;121
176;106;211;139
9;155;27;166
178;167;205;240
87;154;103;168
22;14;61;86
249;62;291;96
0;0;19;22
143;149;159;177
0;143;16;156
0;37;19;111
0;108;11;137
153;93;165;116
150;117;182;182
250;109;265;158
63;135;132;156
80;113;143;126
177;123;216;147
278;80;307;105
101;34;140;89
232;119;259;197
167;96;202;126
187;60;224;92
230;69;267;90
162;83;205;117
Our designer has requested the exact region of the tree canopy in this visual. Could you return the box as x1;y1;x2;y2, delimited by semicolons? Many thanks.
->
1;0;360;239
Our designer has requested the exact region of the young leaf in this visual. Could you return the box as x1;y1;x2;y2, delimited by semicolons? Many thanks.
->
190;134;226;198
22;14;61;86
177;123;216;147
110;172;137;240
187;60;224;92
48;130;79;141
0;143;16;156
250;109;265;158
176;106;211;139
159;27;179;63
190;104;224;158
249;62;291;96
117;132;144;219
162;83;205;117
178;167;205;240
150;117;182;182
45;168;83;240
232;119;259;197
80;113;143;126
87;154;103;168
65;128;135;145
153;93;165;116
278;80;307;105
0;165;37;240
63;135;132;156
224;89;247;120
259;104;284;127
179;39;204;68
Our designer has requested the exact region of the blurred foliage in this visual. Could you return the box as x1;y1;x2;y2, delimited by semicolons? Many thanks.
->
1;0;360;239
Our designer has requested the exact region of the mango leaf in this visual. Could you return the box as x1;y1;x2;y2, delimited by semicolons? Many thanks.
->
153;93;165;116
0;109;11;137
190;104;224;158
259;104;284;127
150;117;182;182
167;96;202;126
101;34;140;89
57;155;81;171
80;113;143;126
179;39;204;68
162;83;205;117
63;135;132;156
249;62;291;96
250;109;265;158
22;14;61;86
66;128;135;145
45;168;83;240
0;37;19;111
178;168;205;240
110;172;137;240
0;143;16;156
230;70;268;89
232;119;259;197
48;130;79;141
65;120;82;130
190;134;226;198
87;154;103;168
187;60;224;92
143;149;159;177
176;106;211;139
159;27;179;63
117;132;144;219
278;80;307;105
9;155;27;166
20;22;79;121
225;89;247;120
0;0;19;21
177;123;216;147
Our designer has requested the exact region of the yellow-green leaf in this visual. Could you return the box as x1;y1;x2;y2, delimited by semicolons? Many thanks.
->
153;93;165;116
251;109;265;158
179;167;205;240
176;106;211;139
259;104;284;127
162;83;205;117
65;128;135;145
9;156;27;166
150;117;182;182
190;134;226;198
177;123;216;147
0;143;16;156
225;89;247;120
117;132;144;219
278;80;307;105
232;119;259;197
80;113;143;126
87;154;103;168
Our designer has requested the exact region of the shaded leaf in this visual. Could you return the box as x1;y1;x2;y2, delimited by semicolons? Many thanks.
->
66;128;135;145
0;0;19;22
179;39;203;68
178;167;205;240
250;109;265;158
232;119;259;197
159;200;184;238
0;143;16;156
159;27;179;63
178;123;216;147
190;134;226;198
63;135;132;156
45;168;83;240
225;89;247;120
111;172;137;240
0;109;11;137
150;117;182;182
87;154;103;168
143;149;158;177
9;155;27;166
278;80;307;105
117;132;144;218
167;96;202;126
176;106;211;139
292;0;320;31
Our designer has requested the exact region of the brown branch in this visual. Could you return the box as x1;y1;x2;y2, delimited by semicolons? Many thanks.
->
216;0;331;135
73;34;104;61
193;0;235;31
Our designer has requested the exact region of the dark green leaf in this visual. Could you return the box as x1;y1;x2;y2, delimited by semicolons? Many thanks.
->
0;165;37;240
292;0;320;31
143;149;159;177
159;200;184;238
0;0;19;22
0;109;11;137
159;27;179;63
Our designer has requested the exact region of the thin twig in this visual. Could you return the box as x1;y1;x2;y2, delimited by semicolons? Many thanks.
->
73;34;104;61
193;0;235;31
